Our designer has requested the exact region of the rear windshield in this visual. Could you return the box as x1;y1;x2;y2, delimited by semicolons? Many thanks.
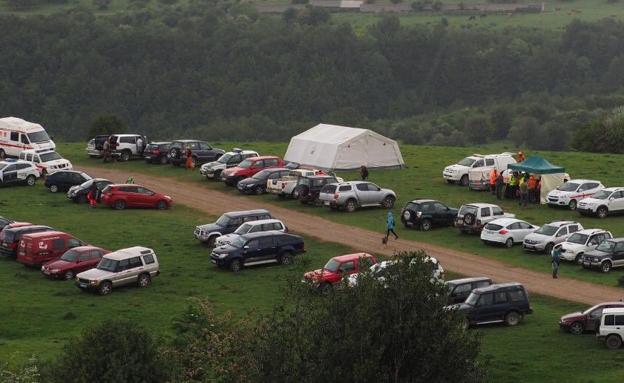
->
27;131;51;143
321;185;337;193
484;223;503;231
459;205;478;216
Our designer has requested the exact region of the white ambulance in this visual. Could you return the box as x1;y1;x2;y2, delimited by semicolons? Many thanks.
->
0;117;56;158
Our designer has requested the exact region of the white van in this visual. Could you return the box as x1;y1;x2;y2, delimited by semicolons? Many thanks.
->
443;153;516;187
0;117;56;158
19;150;72;175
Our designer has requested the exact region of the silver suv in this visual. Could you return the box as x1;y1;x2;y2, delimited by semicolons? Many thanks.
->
318;181;396;212
522;221;583;254
75;246;159;295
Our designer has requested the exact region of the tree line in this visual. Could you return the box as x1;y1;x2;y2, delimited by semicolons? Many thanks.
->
1;1;624;152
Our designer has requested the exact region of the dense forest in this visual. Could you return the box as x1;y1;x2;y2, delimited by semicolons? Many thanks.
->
2;1;624;150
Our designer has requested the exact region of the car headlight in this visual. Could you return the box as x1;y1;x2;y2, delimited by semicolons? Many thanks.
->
89;280;98;285
41;266;45;271
218;254;228;259
50;269;60;273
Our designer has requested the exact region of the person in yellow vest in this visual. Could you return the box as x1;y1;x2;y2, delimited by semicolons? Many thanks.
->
506;172;516;199
489;169;497;194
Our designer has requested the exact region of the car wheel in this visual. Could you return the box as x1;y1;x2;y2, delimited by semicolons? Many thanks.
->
229;259;242;272
345;199;357;213
120;150;131;162
569;322;584;335
319;283;332;295
575;253;584;264
460;175;468;186
98;281;112;295
463;213;476;226
137;273;151;287
25;175;36;186
505;238;514;248
255;185;264;195
568;199;577;211
113;200;126;210
160;156;168;165
156;200;168;210
544;243;554;255
382;195;396;209
421;219;432;231
50;184;59;193
504;311;521;326
606;334;623;349
601;261;612;273
280;252;293;265
64;270;75;281
597;206;608;219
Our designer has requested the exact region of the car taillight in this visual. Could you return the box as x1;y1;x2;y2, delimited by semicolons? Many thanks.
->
499;229;509;235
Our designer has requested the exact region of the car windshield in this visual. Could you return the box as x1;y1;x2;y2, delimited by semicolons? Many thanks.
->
566;233;588;245
0;163;7;171
39;152;62;162
231;236;246;248
465;292;480;306
27;130;51;143
459;205;478;216
80;172;92;181
457;157;476;167
238;159;253;168
97;258;119;272
596;241;615;252
215;214;231;227
60;250;79;262
557;182;580;192
535;225;558;236
323;258;340;273
252;170;272;180
592;190;612;200
582;304;601;316
234;223;252;235
217;153;233;164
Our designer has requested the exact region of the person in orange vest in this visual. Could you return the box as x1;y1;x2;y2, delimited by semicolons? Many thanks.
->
527;174;537;203
185;147;194;170
489;169;497;195
517;151;526;162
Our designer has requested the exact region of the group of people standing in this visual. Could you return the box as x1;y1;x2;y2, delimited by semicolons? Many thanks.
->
490;169;541;207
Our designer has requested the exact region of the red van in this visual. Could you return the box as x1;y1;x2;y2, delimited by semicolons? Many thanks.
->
220;156;285;186
17;231;85;267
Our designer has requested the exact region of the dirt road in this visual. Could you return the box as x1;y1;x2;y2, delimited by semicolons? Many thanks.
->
79;166;624;305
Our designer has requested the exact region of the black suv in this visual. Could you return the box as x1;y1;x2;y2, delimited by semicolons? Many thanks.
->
144;142;171;164
237;168;291;195
581;238;624;273
445;277;493;304
400;199;458;231
294;175;338;205
210;232;305;272
168;140;225;167
0;217;13;232
194;209;272;246
453;283;532;328
67;178;113;203
0;225;53;257
45;170;91;193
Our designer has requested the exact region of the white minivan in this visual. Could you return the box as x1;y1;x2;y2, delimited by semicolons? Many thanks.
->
0;117;56;158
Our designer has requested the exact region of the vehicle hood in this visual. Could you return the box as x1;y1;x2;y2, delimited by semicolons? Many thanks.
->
524;233;552;243
560;312;584;322
444;164;470;173
201;161;225;171
304;268;338;282
560;243;586;253
216;233;240;244
238;177;259;186
77;268;114;281
455;303;472;312
211;244;238;255
43;259;74;270
196;223;222;233
548;189;572;197
578;197;602;205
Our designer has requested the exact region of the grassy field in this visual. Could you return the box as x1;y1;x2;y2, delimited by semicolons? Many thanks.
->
60;142;624;290
1;182;624;381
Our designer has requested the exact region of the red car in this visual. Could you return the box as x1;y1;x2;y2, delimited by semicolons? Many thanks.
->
559;302;624;335
41;246;109;280
303;253;377;294
220;156;285;186
17;231;85;267
100;184;173;210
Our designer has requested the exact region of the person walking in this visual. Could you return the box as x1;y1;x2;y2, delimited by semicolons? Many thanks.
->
489;169;497;195
126;176;134;184
360;165;369;181
136;136;144;155
551;244;562;279
102;139;111;163
185;147;194;170
519;175;529;207
383;210;398;244
495;172;505;200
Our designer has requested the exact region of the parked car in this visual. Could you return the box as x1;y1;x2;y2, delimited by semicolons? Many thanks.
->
318;181;396;212
215;218;286;247
45;170;91;193
19;150;72;175
0;216;13;232
480;218;539;248
347;256;444;287
221;156;285;186
303;253;377;294
41;246;110;280
110;134;149;161
547;179;604;210
236;168;291;195
443;152;516;186
445;277;493;304
16;231;85;267
0;221;33;234
581;238;624;273
143;142;171;164
210;232;305;272
100;184;173;210
168;140;225;167
452;283;532;328
455;203;514;234
267;169;343;198
67;178;113;203
85;135;110;157
194;209;272;246
76;246;160;295
400;199;458;231
294;175;339;205
559;302;624;335
578;187;624;218
559;229;613;263
598;308;624;349
200;149;259;180
0;160;39;187
522;221;583;254
0;224;53;257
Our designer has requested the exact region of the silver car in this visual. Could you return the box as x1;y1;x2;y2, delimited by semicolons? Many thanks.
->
318;181;396;212
522;221;583;254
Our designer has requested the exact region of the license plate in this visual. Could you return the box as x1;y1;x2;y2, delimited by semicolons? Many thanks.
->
206;174;214;178
79;283;88;288
324;201;330;206
211;259;217;264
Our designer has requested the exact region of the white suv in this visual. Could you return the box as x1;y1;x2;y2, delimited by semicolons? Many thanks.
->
455;203;514;234
75;246;159;295
578;187;624;218
546;179;604;210
19;149;72;175
522;221;583;254
215;219;286;247
598;308;624;349
559;229;613;263
0;160;40;186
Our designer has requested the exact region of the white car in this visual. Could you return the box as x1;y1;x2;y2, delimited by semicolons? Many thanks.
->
577;187;624;219
347;257;444;287
522;221;583;254
480;218;539;248
546;179;604;210
443;153;516;186
559;229;613;263
19;149;72;175
214;219;286;247
455;203;515;234
0;160;40;186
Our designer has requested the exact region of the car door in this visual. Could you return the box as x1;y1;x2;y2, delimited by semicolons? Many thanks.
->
227;154;242;168
554;226;568;244
515;222;534;241
366;183;385;205
586;306;605;332
198;142;212;160
76;251;92;273
612;242;624;267
507;222;522;242
242;239;263;264
432;202;450;226
480;207;491;223
471;292;496;323
1;164;18;183
355;183;372;205
449;283;472;304
609;191;624;212
121;186;140;207
338;260;357;280
264;158;279;170
136;187;157;207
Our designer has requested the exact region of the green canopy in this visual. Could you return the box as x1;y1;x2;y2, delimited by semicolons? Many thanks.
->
507;156;565;174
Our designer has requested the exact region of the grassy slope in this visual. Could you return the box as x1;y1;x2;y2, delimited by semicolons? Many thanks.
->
60;142;624;289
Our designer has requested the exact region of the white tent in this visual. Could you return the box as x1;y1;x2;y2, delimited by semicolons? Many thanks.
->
284;124;405;171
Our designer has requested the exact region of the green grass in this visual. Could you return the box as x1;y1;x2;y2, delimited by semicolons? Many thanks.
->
60;142;624;289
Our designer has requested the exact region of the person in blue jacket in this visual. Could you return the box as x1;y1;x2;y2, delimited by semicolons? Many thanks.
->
384;210;399;243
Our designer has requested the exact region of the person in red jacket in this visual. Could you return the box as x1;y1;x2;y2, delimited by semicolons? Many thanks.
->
185;147;194;169
489;169;497;195
87;187;97;208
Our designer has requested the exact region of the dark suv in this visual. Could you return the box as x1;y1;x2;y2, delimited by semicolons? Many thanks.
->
144;142;171;164
45;170;91;193
294;175;338;205
581;238;624;273
445;277;493;304
400;199;458;231
168;140;225;167
194;209;272;246
210;232;305;272
453;283;532;328
0;225;53;257
236;168;291;195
